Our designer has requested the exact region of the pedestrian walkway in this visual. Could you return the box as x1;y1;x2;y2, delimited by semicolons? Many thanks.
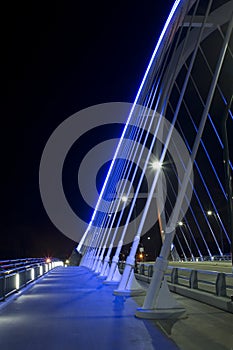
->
0;266;232;350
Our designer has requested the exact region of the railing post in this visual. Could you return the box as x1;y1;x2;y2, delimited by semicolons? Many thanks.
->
216;273;226;297
23;268;27;287
148;265;153;277
189;270;198;289
139;264;145;275
3;274;6;301
0;274;6;301
171;268;178;284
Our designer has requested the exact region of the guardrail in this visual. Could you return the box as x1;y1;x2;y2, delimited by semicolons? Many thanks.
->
130;263;233;298
0;258;63;302
118;261;233;312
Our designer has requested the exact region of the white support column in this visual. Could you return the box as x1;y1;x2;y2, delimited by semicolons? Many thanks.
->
136;6;233;318
99;243;113;278
113;235;146;296
135;230;186;319
104;240;124;284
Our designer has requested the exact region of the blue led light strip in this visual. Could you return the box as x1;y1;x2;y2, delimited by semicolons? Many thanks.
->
89;66;166;262
83;91;156;259
84;0;182;236
80;91;155;256
90;106;150;266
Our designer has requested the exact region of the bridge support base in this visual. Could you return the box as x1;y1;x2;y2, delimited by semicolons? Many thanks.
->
135;307;186;319
103;266;121;285
98;263;110;279
135;279;186;319
113;270;146;296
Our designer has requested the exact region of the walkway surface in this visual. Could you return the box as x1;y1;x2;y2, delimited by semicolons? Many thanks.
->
0;266;232;350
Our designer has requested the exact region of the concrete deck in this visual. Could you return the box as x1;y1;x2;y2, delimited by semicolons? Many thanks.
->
0;266;232;350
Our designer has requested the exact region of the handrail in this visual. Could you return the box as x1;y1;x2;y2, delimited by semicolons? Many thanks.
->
118;261;233;299
166;265;232;277
0;258;60;269
0;258;63;302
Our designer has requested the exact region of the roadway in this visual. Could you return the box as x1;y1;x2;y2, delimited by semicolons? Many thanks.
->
0;266;232;350
168;261;232;274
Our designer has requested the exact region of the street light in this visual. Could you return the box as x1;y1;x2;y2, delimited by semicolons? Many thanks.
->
121;195;128;202
151;160;162;170
177;221;194;261
207;210;224;256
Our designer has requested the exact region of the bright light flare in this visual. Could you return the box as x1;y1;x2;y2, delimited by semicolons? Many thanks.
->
121;195;128;202
82;0;182;243
151;160;162;170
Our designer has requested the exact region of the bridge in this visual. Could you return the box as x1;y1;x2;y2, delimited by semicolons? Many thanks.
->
0;260;232;350
1;0;233;349
76;0;233;319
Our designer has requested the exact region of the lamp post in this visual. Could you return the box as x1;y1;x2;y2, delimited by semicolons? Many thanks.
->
177;221;186;261
139;246;144;262
207;210;224;257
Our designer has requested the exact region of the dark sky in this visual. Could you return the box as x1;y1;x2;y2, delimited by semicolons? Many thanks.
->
4;1;175;260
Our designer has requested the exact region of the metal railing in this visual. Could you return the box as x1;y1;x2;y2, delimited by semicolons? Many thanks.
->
0;258;63;302
166;266;233;298
118;261;233;299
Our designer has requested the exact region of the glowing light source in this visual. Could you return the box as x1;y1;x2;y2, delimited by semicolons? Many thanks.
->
178;221;184;226
207;210;213;216
15;273;20;290
121;195;128;202
46;258;51;263
79;0;182;252
151;160;162;170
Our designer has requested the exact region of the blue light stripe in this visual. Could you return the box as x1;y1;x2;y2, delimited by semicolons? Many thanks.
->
85;0;182;234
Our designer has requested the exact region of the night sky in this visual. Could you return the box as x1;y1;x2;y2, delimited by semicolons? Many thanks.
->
4;1;177;260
